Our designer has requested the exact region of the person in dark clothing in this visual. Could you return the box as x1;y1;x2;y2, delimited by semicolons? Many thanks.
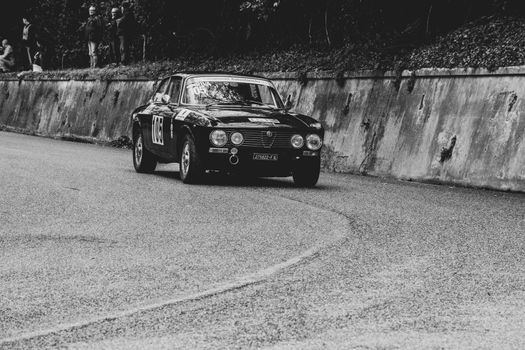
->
32;40;46;71
107;7;121;66
116;1;138;65
21;16;37;69
34;26;55;70
80;6;104;68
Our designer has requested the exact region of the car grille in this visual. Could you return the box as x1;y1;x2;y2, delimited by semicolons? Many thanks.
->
224;129;296;149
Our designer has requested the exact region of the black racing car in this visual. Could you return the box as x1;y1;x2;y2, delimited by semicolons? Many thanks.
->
131;73;324;186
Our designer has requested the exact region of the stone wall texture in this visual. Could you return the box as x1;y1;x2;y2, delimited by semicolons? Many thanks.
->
1;67;524;192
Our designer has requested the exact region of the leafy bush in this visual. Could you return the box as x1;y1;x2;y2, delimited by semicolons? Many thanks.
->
2;1;525;73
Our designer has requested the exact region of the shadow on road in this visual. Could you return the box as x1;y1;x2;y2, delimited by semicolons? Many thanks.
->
152;170;332;190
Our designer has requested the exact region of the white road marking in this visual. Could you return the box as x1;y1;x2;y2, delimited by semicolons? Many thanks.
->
0;191;352;346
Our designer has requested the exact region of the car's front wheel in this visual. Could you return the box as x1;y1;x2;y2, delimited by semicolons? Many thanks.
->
292;158;320;187
133;130;157;173
179;134;204;184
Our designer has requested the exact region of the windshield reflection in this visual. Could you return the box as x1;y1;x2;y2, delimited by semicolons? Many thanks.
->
183;80;282;108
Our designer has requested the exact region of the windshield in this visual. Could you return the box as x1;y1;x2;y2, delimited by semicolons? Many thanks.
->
183;77;283;108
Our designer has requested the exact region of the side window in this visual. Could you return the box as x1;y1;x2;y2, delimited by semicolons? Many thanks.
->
167;77;182;104
153;78;170;103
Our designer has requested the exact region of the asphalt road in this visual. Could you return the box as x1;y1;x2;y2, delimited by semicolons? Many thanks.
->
1;131;524;349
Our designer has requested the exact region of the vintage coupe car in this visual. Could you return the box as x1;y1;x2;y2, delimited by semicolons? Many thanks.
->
131;73;324;186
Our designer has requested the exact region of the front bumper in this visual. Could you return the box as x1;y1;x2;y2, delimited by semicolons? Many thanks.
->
204;147;320;176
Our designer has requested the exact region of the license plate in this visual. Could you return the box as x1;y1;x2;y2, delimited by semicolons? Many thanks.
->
253;153;278;161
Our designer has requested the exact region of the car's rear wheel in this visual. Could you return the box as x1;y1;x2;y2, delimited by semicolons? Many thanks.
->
133;130;157;173
292;158;320;187
179;134;204;184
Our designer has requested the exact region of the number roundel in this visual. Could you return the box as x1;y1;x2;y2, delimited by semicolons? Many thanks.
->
152;116;164;145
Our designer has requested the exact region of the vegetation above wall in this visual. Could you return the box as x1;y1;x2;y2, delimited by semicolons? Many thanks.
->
2;0;525;79
408;16;525;71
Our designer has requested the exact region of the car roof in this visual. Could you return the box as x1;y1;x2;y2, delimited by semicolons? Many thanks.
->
168;72;271;82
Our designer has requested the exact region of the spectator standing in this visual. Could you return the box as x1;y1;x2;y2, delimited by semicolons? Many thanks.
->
0;39;15;72
107;7;121;66
21;16;37;69
81;6;104;68
117;1;138;65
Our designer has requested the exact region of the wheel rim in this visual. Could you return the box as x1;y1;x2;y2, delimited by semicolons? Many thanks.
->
182;142;190;176
135;135;143;165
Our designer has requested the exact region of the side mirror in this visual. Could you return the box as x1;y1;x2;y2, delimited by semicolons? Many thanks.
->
284;94;293;110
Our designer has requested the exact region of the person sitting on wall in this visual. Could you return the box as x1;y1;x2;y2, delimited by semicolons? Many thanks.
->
0;39;15;72
32;40;44;72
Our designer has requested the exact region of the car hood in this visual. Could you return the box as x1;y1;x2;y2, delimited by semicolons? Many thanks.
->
188;107;313;129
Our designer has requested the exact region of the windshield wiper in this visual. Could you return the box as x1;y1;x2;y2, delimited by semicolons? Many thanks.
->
205;101;243;109
206;100;268;109
242;99;266;106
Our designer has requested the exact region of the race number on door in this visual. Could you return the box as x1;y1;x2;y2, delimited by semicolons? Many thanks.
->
152;116;164;145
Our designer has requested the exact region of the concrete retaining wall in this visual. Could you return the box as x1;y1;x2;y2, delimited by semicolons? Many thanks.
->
1;67;524;192
0;79;155;142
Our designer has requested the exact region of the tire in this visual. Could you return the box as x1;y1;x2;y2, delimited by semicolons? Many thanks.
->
133;130;157;173
179;134;204;184
292;158;320;187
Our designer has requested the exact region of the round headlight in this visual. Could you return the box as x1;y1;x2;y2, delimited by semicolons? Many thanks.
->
231;132;244;145
306;134;322;150
210;130;227;147
291;134;304;149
